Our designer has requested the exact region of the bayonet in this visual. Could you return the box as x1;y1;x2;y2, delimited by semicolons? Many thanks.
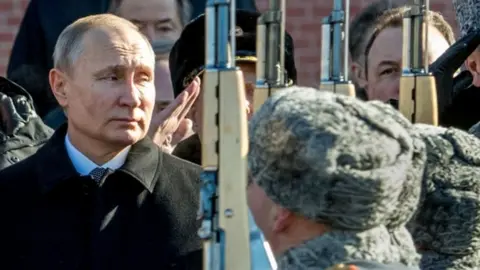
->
253;0;287;112
320;0;355;96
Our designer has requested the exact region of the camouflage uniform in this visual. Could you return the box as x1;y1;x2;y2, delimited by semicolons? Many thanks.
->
248;86;423;269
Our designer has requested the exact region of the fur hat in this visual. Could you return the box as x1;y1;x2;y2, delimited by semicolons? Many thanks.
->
248;86;424;268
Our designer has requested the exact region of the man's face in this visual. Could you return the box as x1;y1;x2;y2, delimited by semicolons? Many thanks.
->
56;28;155;147
191;61;256;135
116;0;183;42
365;26;450;102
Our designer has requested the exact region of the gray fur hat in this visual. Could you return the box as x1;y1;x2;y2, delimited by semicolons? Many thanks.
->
248;86;424;267
452;0;480;37
408;124;480;270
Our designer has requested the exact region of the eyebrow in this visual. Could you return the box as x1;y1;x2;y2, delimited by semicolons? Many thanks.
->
155;18;173;24
377;60;399;67
93;65;126;77
93;64;153;78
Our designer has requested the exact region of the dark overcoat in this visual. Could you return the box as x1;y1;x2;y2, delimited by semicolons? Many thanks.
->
0;124;203;270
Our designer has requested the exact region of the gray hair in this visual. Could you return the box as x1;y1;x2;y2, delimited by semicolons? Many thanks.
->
108;0;193;27
52;14;144;75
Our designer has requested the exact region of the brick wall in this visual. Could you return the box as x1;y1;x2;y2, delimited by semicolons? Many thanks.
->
0;0;458;87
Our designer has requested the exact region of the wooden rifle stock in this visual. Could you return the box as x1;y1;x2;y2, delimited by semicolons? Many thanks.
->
199;2;251;269
254;0;287;112
399;0;438;125
319;0;355;97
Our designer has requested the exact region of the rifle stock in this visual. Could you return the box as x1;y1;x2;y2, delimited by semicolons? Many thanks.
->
199;1;251;269
319;0;355;97
399;0;438;125
254;0;287;112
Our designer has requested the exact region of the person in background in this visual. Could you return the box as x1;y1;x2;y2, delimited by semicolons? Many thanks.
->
348;0;404;100
0;14;202;269
149;39;194;152
247;86;423;269
446;0;480;131
358;6;454;103
0;76;53;170
108;0;191;42
169;9;297;164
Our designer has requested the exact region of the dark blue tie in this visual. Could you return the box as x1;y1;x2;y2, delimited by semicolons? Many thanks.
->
89;167;108;182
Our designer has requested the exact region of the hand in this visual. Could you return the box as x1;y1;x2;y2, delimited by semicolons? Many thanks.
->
0;92;37;136
430;30;480;116
149;77;200;151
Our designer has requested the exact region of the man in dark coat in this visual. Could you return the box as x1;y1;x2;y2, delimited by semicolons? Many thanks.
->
0;14;202;270
7;0;111;116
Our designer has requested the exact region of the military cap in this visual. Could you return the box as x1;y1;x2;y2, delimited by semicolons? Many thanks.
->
453;0;480;37
168;9;297;97
407;124;480;270
249;86;424;268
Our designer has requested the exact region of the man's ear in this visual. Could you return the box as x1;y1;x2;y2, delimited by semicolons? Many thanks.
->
465;53;480;87
351;62;367;89
49;69;69;107
272;206;293;234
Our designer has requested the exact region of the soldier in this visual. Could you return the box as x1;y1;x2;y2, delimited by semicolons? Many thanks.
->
404;124;480;269
453;0;480;88
349;0;404;100
247;86;423;269
450;0;480;131
358;6;454;104
168;9;297;165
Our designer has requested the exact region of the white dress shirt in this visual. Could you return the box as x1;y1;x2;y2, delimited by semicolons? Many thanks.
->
64;135;131;176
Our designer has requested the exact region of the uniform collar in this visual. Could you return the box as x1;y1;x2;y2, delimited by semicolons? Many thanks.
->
37;124;161;194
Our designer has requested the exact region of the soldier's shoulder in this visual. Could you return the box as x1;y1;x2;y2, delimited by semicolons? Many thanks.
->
327;261;419;270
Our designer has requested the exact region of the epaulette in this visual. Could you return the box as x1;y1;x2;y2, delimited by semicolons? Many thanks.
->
326;264;359;270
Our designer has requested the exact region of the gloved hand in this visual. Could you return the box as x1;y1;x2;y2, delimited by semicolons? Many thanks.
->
0;91;37;136
429;30;480;117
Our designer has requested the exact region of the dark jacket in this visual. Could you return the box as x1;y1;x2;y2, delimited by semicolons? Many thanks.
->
172;134;202;165
0;124;203;270
0;76;53;170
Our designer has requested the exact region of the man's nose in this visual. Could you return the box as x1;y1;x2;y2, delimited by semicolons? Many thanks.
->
120;80;143;107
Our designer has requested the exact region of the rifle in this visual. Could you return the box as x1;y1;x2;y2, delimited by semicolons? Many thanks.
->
199;1;276;269
253;0;288;112
398;0;438;125
319;0;355;97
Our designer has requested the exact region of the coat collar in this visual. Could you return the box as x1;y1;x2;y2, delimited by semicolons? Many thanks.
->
36;124;162;194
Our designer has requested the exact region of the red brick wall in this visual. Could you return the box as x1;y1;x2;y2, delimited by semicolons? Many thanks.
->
0;0;458;87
